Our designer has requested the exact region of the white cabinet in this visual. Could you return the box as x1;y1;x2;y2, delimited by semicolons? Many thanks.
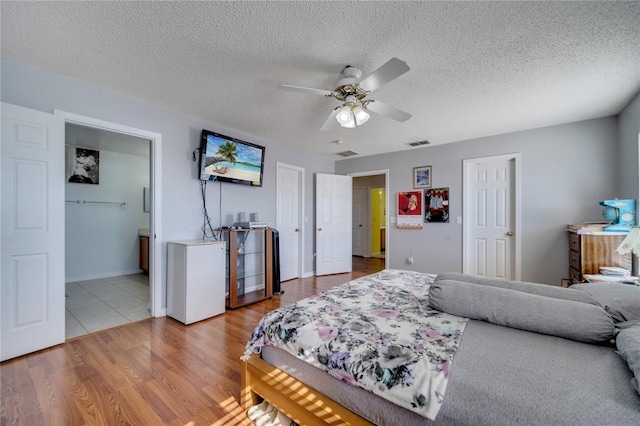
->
167;240;226;324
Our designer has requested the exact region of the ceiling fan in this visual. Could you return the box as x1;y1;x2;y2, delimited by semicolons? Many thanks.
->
279;57;412;130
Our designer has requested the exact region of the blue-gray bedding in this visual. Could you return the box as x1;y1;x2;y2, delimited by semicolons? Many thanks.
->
571;282;640;323
617;325;640;396
429;276;615;343
435;272;601;304
264;319;640;425
251;271;640;424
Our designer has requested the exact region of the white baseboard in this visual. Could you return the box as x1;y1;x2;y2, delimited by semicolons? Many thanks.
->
153;308;167;318
66;268;144;283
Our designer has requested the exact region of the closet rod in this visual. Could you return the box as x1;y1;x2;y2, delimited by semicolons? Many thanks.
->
66;200;128;207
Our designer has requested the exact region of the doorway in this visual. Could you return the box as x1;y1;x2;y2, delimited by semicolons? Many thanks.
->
370;187;386;258
64;123;152;338
349;170;389;269
56;110;163;333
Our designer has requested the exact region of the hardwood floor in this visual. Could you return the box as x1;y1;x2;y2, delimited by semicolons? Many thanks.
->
0;257;384;426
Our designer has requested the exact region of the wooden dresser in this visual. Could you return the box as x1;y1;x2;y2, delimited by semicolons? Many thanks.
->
568;231;632;282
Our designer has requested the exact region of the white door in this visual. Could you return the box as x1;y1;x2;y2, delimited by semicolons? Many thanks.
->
463;154;520;280
276;163;303;282
316;173;352;275
1;103;65;361
352;187;364;256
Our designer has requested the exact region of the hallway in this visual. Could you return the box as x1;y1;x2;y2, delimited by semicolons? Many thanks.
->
352;255;385;275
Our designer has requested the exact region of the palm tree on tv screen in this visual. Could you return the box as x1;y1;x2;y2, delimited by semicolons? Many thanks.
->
212;142;237;174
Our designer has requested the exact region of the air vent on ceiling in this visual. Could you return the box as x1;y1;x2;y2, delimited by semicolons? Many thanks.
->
336;150;360;157
408;140;430;147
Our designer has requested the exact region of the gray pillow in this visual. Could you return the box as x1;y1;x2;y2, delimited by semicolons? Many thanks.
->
571;283;640;322
429;279;615;344
616;320;640;330
616;326;640;395
435;272;601;306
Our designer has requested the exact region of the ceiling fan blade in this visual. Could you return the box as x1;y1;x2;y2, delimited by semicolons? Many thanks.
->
358;58;410;92
279;84;335;97
365;100;412;122
320;107;340;131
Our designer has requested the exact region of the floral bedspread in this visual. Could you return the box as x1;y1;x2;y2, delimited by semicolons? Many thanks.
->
243;269;468;420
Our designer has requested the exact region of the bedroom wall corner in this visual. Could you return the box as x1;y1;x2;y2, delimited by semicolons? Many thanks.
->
335;117;620;285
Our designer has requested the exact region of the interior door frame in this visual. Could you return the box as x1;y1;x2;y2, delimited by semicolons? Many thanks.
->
462;153;521;280
54;110;164;317
369;186;386;256
347;169;389;269
275;162;305;280
351;186;365;257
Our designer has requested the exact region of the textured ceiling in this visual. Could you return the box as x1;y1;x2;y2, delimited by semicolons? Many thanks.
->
2;1;639;157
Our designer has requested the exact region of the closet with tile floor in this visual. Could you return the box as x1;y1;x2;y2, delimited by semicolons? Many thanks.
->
65;273;150;339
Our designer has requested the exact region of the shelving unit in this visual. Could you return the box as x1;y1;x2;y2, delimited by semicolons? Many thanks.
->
220;228;273;309
567;230;631;282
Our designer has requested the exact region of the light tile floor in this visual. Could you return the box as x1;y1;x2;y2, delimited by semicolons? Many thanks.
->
65;274;151;339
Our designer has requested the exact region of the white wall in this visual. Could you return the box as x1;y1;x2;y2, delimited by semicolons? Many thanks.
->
65;149;150;281
618;90;640;272
619;91;640;200
336;117;622;285
4;57;635;291
1;58;336;309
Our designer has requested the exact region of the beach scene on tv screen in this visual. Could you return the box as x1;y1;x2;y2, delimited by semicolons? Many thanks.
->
203;134;262;185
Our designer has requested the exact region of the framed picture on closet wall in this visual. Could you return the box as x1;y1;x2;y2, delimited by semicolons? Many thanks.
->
66;146;100;185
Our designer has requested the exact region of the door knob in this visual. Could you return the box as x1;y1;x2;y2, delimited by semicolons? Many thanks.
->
295;228;299;232
317;228;322;231
506;231;513;236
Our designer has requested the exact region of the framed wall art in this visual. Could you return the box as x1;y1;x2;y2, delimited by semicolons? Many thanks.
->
66;146;100;184
397;190;423;229
413;165;432;189
424;187;449;223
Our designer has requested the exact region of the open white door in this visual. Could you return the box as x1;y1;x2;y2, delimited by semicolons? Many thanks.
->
276;163;303;282
463;154;520;280
316;173;352;275
1;103;65;361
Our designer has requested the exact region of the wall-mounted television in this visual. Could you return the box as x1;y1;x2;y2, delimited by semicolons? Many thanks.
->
199;129;265;187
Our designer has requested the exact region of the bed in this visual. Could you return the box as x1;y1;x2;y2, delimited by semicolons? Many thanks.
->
241;270;640;425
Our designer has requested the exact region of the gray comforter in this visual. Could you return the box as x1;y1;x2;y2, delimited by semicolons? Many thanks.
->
263;319;640;425
260;270;640;425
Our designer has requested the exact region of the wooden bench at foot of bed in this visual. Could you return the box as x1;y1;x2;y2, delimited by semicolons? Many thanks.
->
241;354;373;425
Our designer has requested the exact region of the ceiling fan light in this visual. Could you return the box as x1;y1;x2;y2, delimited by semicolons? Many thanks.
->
336;107;352;125
341;116;356;128
340;108;356;128
353;106;369;125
